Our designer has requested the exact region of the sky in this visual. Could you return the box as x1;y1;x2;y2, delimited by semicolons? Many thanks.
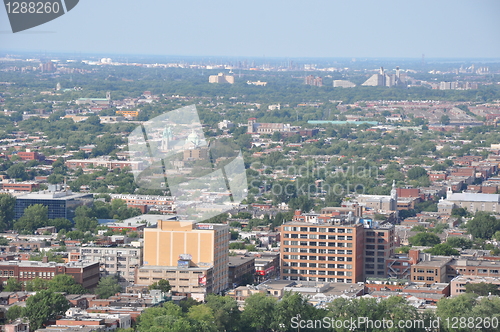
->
1;0;499;59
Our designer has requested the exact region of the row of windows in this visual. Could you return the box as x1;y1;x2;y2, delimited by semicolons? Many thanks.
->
366;245;386;250
365;264;385;269
283;227;353;233
283;269;353;275
19;271;55;278
366;231;390;237
285;262;353;269
366;238;387;243
283;248;354;254
283;241;353;247
365;271;386;276
414;268;438;274
365;251;389;256
285;276;353;283
285;258;352;266
0;271;14;276
81;249;138;255
366;258;385;263
283;253;353;260
284;234;353;240
414;276;435;281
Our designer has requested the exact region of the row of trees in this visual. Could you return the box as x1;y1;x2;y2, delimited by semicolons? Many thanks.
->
122;291;500;332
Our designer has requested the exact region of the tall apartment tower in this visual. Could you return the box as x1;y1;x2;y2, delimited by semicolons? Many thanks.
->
362;222;395;278
142;220;230;294
280;218;365;283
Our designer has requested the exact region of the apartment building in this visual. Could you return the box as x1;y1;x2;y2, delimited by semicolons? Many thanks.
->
363;222;395;278
410;254;452;285
450;275;500;296
141;220;229;294
71;247;142;284
280;219;365;283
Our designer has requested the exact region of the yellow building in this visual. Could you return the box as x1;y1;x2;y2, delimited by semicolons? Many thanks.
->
142;220;229;294
116;109;140;117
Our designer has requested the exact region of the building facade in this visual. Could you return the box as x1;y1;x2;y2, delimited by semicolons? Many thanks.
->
14;191;93;220
71;247;142;284
280;220;365;283
0;261;100;289
142;220;229;294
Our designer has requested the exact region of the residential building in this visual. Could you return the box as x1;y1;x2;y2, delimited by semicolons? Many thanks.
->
304;75;323;87
333;80;356;88
65;159;144;171
410;254;452;285
209;73;234;84
280;218;365;283
71;247;142;284
363;222;395;278
228;256;255;287
450;275;500;296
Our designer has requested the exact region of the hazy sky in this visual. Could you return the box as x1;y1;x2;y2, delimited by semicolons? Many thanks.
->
1;0;499;58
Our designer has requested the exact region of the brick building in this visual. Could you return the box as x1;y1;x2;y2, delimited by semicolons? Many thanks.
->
0;261;99;290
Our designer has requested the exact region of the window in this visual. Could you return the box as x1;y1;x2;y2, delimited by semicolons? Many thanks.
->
427;277;434;281
309;227;317;232
417;276;425;281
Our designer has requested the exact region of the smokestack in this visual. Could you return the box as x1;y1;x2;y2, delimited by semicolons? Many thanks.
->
396;66;400;78
379;67;384;75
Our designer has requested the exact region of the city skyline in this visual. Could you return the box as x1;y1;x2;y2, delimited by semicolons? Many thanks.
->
1;0;499;58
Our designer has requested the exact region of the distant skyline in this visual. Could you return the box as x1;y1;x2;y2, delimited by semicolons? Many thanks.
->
1;0;499;59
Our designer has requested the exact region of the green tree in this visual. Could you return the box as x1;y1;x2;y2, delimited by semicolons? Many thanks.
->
7;163;28;180
241;293;277;332
25;290;70;330
148;279;171;293
4;277;23;291
0;193;16;231
204;294;241;332
407;166;428;180
446;237;473;249
25;277;49;291
95;275;122;299
14;204;48;233
425;243;459;256
465;282;500;296
0;236;9;245
466;211;500;239
47;274;86;294
272;292;319;331
408;232;441;247
440;114;451;125
48;218;73;232
6;305;24;322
